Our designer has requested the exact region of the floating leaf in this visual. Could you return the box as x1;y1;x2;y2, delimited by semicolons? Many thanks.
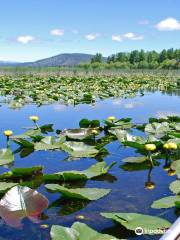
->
45;184;110;200
145;122;170;137
61;142;99;157
151;196;180;209
171;160;180;177
0;148;14;166
34;136;65;151
12;129;41;139
62;128;95;140
0;166;43;180
169;180;180;195
0;182;18;194
0;186;49;228
51;222;120;240
122;156;147;163
44;162;115;182
101;212;171;235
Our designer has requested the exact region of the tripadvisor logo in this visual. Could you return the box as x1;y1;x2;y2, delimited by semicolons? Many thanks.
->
135;227;166;235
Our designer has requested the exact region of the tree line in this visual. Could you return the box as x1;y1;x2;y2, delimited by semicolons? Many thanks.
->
79;49;180;69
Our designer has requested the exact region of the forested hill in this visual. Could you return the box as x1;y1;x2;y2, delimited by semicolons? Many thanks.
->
24;53;97;67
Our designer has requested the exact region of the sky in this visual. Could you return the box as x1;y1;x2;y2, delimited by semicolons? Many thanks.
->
0;0;180;62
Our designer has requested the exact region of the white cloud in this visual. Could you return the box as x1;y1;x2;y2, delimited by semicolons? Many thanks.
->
123;32;144;40
85;33;100;40
124;101;143;109
156;17;180;31
112;35;123;42
16;35;35;44
50;29;64;36
112;32;144;42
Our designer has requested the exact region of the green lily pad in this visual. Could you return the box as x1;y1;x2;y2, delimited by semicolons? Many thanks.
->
45;184;111;200
12;129;41;139
0;148;14;166
0;166;43;180
171;160;180;177
61;142;99;157
151;196;180;209
34;136;65;150
50;222;120;240
62;128;95;140
0;182;18;194
101;212;171;235
122;156;147;163
169;180;180;195
44;162;116;181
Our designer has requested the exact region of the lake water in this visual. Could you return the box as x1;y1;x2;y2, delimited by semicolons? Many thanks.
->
0;90;179;240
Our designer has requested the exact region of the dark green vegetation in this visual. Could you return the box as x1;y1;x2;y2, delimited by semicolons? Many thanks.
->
0;115;180;238
0;72;179;108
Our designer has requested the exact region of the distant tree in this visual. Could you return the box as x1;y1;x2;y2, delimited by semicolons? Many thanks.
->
159;49;168;63
116;52;128;62
139;50;146;62
129;50;140;64
91;53;103;63
107;54;116;63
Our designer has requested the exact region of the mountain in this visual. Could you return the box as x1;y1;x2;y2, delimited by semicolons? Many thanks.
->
0;53;106;67
24;53;98;67
0;61;20;67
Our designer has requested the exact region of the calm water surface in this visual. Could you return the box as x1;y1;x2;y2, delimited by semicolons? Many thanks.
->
0;91;179;240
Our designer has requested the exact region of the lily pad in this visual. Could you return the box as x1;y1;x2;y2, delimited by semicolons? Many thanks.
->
0;186;49;228
169;180;180;195
151;196;180;209
0;166;43;180
61;142;99;157
101;212;171;235
0;148;14;166
44;162;116;182
0;182;18;194
50;222;120;240
122;156;147;163
45;184;111;200
34;136;65;151
62;128;95;140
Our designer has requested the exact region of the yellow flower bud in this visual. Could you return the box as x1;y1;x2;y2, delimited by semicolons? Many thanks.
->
163;142;177;150
145;181;155;190
168;142;178;150
163;143;169;150
92;129;99;135
4;130;13;137
107;116;116;121
145;144;156;151
167;169;176;176
29;116;39;122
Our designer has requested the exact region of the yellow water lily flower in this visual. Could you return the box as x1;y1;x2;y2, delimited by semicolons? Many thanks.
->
107;116;116;121
29;115;39;122
163;142;177;150
145;181;155;190
163;143;169;150
167;142;177;150
92;129;99;135
145;144;156;151
4;130;13;137
167;169;176;176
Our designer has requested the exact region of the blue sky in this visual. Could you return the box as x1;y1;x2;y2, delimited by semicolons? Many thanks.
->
0;0;180;62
